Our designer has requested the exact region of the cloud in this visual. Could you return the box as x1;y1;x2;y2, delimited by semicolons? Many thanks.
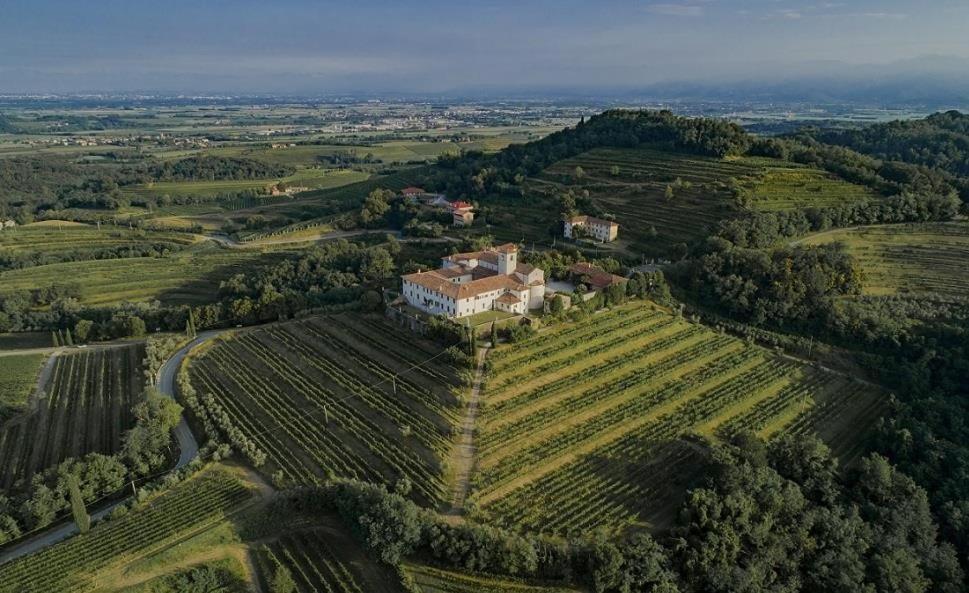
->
646;3;704;17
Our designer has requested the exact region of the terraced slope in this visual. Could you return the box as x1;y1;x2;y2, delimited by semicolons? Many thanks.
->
472;302;883;536
800;222;969;299
529;147;874;253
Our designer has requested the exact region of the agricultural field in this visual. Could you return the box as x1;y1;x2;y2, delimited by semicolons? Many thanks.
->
188;314;465;504
799;222;969;299
470;302;883;536
402;564;580;593
122;168;370;199
0;245;278;306
0;344;145;490
257;528;405;593
0;466;254;593
0;353;46;422
529;147;875;254
742;161;875;211
0;224;198;270
0;332;52;350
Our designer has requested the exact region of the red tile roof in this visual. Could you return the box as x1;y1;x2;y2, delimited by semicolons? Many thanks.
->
401;187;425;195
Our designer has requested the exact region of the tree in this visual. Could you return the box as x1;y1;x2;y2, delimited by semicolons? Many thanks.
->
360;188;393;226
574;166;586;181
74;319;94;343
270;564;296;593
549;294;565;315
126;316;146;338
123;390;183;475
67;476;90;533
610;165;620;176
51;331;60;347
664;184;675;201
360;248;395;283
64;328;74;347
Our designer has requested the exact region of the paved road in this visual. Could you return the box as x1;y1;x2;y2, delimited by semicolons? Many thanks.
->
157;331;224;468
0;332;220;566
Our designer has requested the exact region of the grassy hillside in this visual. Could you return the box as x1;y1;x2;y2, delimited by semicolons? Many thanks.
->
0;224;198;270
188;314;464;505
799;222;969;299
0;245;277;306
471;302;883;536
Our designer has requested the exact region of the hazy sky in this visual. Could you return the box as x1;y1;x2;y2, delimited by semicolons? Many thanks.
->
2;0;968;94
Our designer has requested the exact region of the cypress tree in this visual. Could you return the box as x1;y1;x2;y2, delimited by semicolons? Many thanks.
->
64;328;74;347
68;476;90;533
52;331;60;347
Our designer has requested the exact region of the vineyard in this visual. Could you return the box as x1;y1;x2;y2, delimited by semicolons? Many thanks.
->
402;564;579;593
0;353;45;422
531;147;875;253
258;528;404;593
744;163;875;211
0;344;145;490
799;222;969;299
188;314;464;504
471;302;884;536
0;467;253;593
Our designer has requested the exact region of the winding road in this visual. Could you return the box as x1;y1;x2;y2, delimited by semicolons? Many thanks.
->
0;332;219;565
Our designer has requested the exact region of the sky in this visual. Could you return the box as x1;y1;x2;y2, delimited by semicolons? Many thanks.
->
2;0;968;94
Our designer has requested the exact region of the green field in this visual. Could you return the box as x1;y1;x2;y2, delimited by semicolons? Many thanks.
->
0;245;277;306
0;344;146;490
742;162;876;211
402;564;579;593
0;224;198;270
799;222;969;298
0;353;46;422
471;302;883;536
188;314;464;505
0;332;52;350
0;467;253;593
123;168;370;199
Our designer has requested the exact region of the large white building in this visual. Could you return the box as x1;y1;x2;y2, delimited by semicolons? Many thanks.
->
401;243;545;318
564;215;619;242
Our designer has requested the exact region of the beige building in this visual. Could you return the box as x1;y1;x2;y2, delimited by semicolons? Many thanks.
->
450;201;475;226
564;215;619;242
401;243;544;318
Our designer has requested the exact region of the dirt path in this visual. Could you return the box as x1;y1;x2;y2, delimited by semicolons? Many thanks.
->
446;346;489;517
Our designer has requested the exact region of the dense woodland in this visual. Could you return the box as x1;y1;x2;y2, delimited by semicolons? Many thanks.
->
0;155;292;220
804;110;969;200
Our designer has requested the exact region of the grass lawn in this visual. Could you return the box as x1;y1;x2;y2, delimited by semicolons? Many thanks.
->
462;310;519;327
